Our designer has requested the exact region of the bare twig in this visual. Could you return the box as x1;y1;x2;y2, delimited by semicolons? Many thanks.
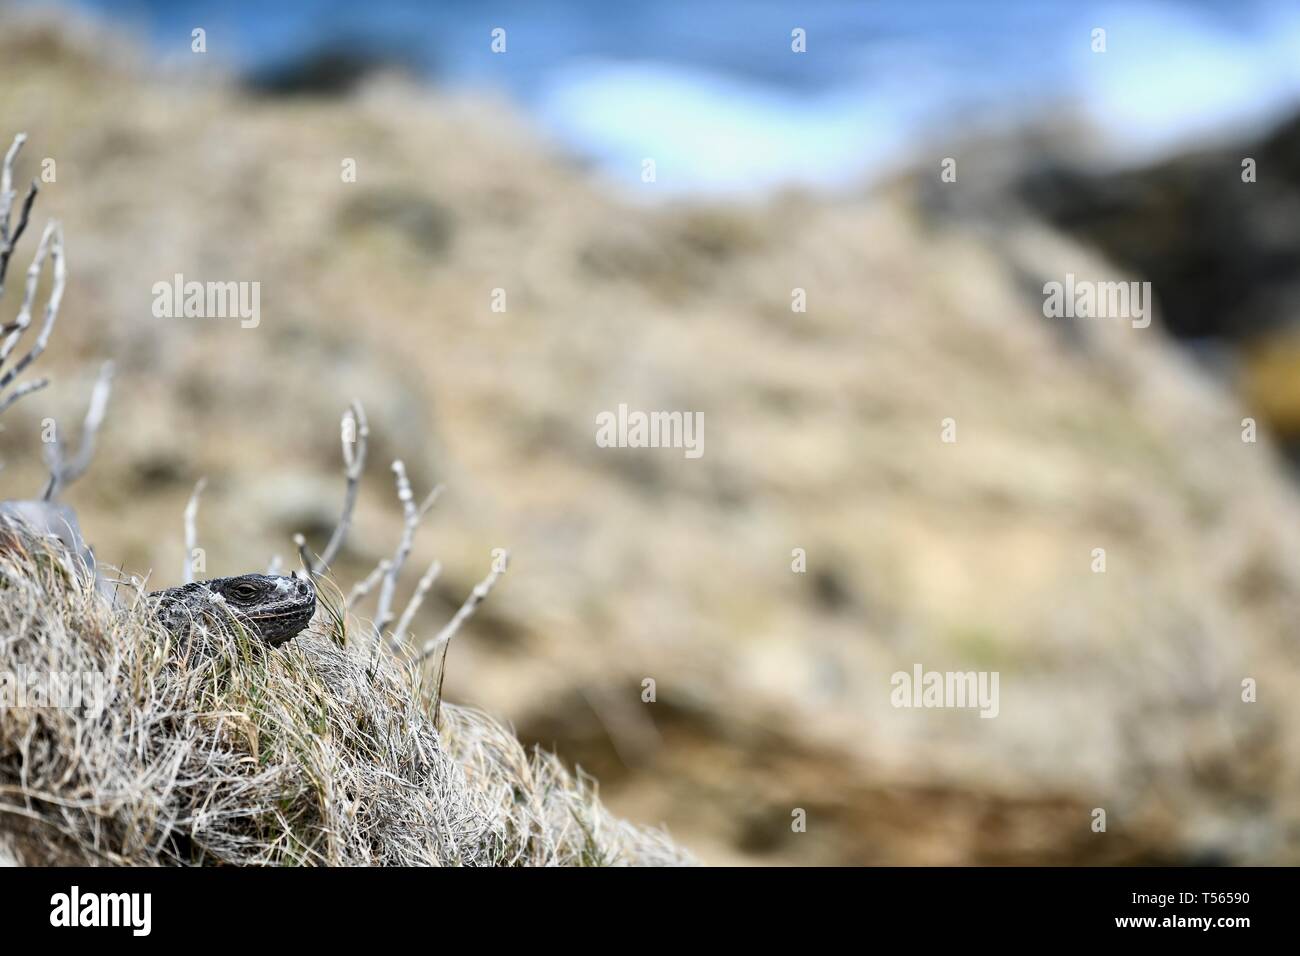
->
0;184;36;295
0;134;115;492
0;219;61;373
0;134;22;225
58;361;113;486
183;478;207;584
42;361;114;500
292;409;510;719
303;401;368;576
0;376;47;415
423;552;509;725
421;553;509;663
293;533;315;574
0;218;65;421
372;460;442;644
390;559;441;648
0;134;26;231
0;133;38;294
346;559;390;607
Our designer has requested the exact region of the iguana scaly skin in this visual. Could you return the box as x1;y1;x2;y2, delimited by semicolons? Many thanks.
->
151;574;317;647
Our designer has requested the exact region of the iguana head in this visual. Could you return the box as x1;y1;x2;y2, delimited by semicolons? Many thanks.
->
154;573;317;647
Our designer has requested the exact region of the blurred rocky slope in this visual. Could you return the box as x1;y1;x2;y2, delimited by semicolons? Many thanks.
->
1013;114;1300;450
4;14;1300;864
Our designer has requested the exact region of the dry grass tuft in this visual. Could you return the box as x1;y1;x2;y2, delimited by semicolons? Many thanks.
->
0;527;691;866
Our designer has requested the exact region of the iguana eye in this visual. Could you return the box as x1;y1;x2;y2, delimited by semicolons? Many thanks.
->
230;582;259;602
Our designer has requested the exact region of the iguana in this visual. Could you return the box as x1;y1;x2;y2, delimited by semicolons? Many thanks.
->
151;573;317;647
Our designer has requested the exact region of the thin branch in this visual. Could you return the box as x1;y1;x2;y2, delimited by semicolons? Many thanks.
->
60;360;113;484
0;133;25;232
390;559;441;649
0;135;38;293
420;553;509;662
293;533;315;574
372;462;414;640
304;400;368;576
425;552;510;724
0;376;47;414
0;183;37;295
42;361;114;500
347;559;390;607
372;460;441;644
0;220;64;409
0;135;111;488
183;478;207;584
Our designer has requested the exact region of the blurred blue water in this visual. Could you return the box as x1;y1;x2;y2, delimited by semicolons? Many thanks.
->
54;0;1300;195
